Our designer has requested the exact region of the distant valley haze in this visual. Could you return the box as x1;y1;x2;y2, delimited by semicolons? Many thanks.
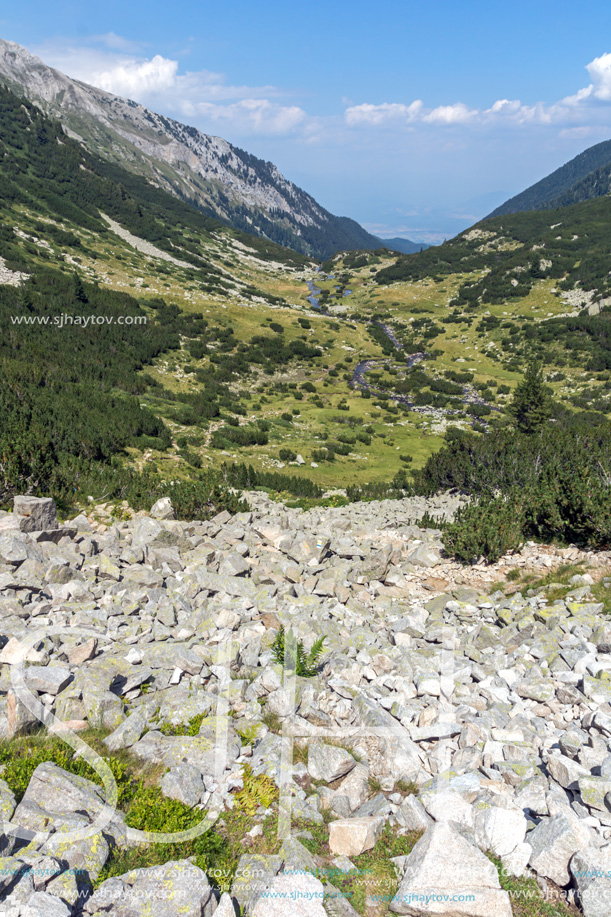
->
5;0;611;242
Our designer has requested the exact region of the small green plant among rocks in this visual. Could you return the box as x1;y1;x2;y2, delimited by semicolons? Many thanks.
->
414;510;442;530
271;625;325;677
232;764;277;816
0;733;227;881
158;712;206;737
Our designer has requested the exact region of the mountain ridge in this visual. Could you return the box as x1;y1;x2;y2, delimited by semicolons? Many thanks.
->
0;37;381;259
376;236;430;254
488;138;611;218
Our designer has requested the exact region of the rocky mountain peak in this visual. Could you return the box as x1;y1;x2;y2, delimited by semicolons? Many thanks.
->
0;37;380;258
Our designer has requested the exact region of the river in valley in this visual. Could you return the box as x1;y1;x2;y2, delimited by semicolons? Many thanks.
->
304;271;494;421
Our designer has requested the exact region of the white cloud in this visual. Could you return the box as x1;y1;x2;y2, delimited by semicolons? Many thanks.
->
31;37;611;143
586;52;611;100
561;86;594;106
344;52;611;132
32;36;306;137
424;102;478;124
344;101;422;125
94;55;178;97
191;99;307;135
344;97;568;129
91;32;147;53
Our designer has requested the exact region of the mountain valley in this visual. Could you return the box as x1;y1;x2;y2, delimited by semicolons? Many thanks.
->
1;80;611;514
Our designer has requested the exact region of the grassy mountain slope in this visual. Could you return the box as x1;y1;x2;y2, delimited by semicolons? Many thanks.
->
0;38;380;260
375;196;611;305
546;160;611;208
489;138;611;217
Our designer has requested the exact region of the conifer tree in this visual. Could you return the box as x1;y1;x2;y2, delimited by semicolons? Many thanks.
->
508;361;552;434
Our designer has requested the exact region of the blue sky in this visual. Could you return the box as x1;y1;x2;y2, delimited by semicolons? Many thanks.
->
5;0;611;241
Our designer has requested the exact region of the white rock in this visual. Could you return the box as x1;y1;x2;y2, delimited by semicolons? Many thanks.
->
570;847;611;917
251;872;326;916
23;665;71;696
415;673;441;697
329;816;384;856
214;892;238;916
547;753;589;790
308;743;356;783
528;813;583;886
0;638;45;665
422;790;474;829
267;688;294;718
390;821;512;916
22;891;71;917
473;802;527;857
150;497;175;520
501;842;532;878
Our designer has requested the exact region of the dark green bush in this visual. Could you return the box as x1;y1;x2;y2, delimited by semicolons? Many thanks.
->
417;419;611;558
210;426;268;448
165;478;246;519
346;470;413;502
220;463;323;498
443;496;525;563
466;403;492;417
